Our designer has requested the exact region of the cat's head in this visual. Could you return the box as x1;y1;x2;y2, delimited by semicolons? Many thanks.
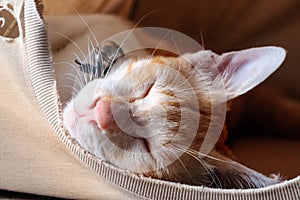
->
63;46;286;187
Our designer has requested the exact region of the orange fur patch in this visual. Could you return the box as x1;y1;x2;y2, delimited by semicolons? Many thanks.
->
150;56;165;65
165;102;180;108
160;90;176;97
126;60;136;74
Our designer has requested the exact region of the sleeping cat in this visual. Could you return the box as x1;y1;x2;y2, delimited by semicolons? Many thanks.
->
63;44;286;189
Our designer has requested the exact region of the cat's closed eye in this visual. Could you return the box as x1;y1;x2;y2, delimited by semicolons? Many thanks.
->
129;82;155;102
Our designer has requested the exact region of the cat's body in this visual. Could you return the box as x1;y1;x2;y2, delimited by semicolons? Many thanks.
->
63;43;286;188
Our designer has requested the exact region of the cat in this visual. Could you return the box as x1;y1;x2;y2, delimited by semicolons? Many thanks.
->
62;44;286;189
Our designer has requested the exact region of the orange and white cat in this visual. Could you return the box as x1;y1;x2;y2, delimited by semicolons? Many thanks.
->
63;45;286;189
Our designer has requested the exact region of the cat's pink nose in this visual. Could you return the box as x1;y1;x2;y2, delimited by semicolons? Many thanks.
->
94;97;116;130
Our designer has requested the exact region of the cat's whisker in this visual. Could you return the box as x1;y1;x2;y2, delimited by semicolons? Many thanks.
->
73;54;90;86
64;75;84;96
51;34;89;88
59;84;77;97
169;145;215;186
86;40;94;81
104;10;160;78
53;60;86;90
199;30;205;49
64;73;83;88
104;46;124;78
60;84;80;98
64;0;99;47
175;143;234;164
173;67;201;90
149;28;174;58
59;1;107;83
167;36;183;87
171;144;222;188
62;67;85;88
170;35;182;56
87;37;103;80
173;144;236;188
166;150;194;181
170;86;209;95
87;35;96;55
178;70;196;87
53;31;86;59
60;62;85;88
61;77;82;90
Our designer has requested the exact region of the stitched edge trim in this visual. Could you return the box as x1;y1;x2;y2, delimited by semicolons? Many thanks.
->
24;0;300;199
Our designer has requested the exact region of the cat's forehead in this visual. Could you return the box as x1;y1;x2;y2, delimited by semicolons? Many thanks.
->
131;56;179;71
113;56;179;81
103;50;220;91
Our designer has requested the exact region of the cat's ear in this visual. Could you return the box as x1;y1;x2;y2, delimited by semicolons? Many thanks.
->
218;46;286;99
185;46;286;100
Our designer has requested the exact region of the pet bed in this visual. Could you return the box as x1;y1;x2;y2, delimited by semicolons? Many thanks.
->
0;0;299;199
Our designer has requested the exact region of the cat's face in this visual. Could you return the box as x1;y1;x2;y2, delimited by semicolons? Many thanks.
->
63;52;216;173
63;46;286;187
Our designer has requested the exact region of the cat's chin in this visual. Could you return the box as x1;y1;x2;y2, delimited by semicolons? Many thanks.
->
63;102;78;138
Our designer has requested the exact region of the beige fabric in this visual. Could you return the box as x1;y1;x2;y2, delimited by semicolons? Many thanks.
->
0;0;139;199
0;0;300;199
